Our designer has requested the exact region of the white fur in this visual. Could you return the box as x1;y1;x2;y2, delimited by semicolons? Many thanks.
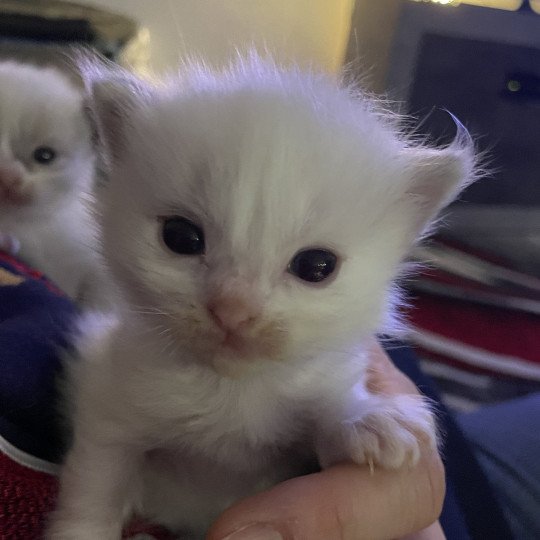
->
0;61;108;305
47;56;475;539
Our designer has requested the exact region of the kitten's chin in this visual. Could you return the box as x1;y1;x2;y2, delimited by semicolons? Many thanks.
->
210;349;280;378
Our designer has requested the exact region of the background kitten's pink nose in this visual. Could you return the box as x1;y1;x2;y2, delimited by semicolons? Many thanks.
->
207;295;260;332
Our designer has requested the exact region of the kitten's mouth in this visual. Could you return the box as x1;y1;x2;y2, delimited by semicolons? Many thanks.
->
219;331;256;355
169;313;287;365
211;329;284;377
215;324;286;360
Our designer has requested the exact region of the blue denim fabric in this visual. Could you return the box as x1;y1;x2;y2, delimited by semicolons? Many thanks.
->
457;394;540;540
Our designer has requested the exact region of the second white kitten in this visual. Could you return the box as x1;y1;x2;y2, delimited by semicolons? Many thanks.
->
47;56;475;539
0;61;106;305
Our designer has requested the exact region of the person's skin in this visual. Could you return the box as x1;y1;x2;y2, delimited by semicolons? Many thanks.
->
206;342;446;540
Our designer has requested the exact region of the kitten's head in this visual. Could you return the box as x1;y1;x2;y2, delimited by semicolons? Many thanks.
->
86;56;475;373
0;62;94;213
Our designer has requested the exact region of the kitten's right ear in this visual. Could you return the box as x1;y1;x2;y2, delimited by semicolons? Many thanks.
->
83;65;153;162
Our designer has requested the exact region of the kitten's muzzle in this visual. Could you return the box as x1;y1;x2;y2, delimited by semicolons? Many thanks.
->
0;163;30;204
206;292;284;357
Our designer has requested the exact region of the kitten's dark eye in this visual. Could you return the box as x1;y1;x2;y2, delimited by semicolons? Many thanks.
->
33;146;56;164
161;216;205;255
288;248;338;283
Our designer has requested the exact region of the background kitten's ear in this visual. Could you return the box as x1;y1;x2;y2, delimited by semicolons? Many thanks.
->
81;60;153;162
403;120;477;236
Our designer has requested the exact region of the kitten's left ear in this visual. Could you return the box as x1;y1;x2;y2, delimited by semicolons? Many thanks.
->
402;120;476;235
80;59;153;163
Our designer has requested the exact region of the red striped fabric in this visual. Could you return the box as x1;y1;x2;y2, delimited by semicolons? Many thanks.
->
405;238;540;408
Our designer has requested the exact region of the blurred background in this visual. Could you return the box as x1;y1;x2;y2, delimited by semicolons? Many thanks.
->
1;0;539;410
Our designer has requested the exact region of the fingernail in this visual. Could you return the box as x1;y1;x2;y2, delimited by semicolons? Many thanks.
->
221;523;284;540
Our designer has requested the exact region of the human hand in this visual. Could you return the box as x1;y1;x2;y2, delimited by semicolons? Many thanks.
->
206;342;445;540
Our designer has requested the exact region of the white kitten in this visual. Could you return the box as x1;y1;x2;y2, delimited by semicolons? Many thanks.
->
0;61;105;305
47;56;475;539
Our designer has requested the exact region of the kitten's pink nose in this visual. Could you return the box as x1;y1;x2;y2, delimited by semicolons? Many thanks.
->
207;295;260;332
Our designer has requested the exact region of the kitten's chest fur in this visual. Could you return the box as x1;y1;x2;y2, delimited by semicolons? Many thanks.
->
116;340;318;459
139;439;313;533
96;326;323;533
0;200;94;298
135;369;316;528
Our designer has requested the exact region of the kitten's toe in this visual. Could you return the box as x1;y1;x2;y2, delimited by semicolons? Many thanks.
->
343;394;437;470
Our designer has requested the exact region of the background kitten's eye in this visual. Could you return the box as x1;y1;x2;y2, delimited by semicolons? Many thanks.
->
33;146;56;164
161;216;205;255
288;248;338;283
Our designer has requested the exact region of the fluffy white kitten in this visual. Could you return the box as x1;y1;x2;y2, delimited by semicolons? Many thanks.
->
47;56;475;539
0;61;103;304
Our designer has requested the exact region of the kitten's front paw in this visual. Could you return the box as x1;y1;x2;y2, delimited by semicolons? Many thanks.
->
331;395;437;470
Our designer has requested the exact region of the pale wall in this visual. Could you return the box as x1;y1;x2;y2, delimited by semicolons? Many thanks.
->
345;0;402;93
85;0;355;75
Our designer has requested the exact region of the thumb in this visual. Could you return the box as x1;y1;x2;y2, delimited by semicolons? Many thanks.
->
206;455;444;540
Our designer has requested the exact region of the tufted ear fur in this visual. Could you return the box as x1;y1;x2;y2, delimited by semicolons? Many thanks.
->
402;121;476;236
81;61;153;163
